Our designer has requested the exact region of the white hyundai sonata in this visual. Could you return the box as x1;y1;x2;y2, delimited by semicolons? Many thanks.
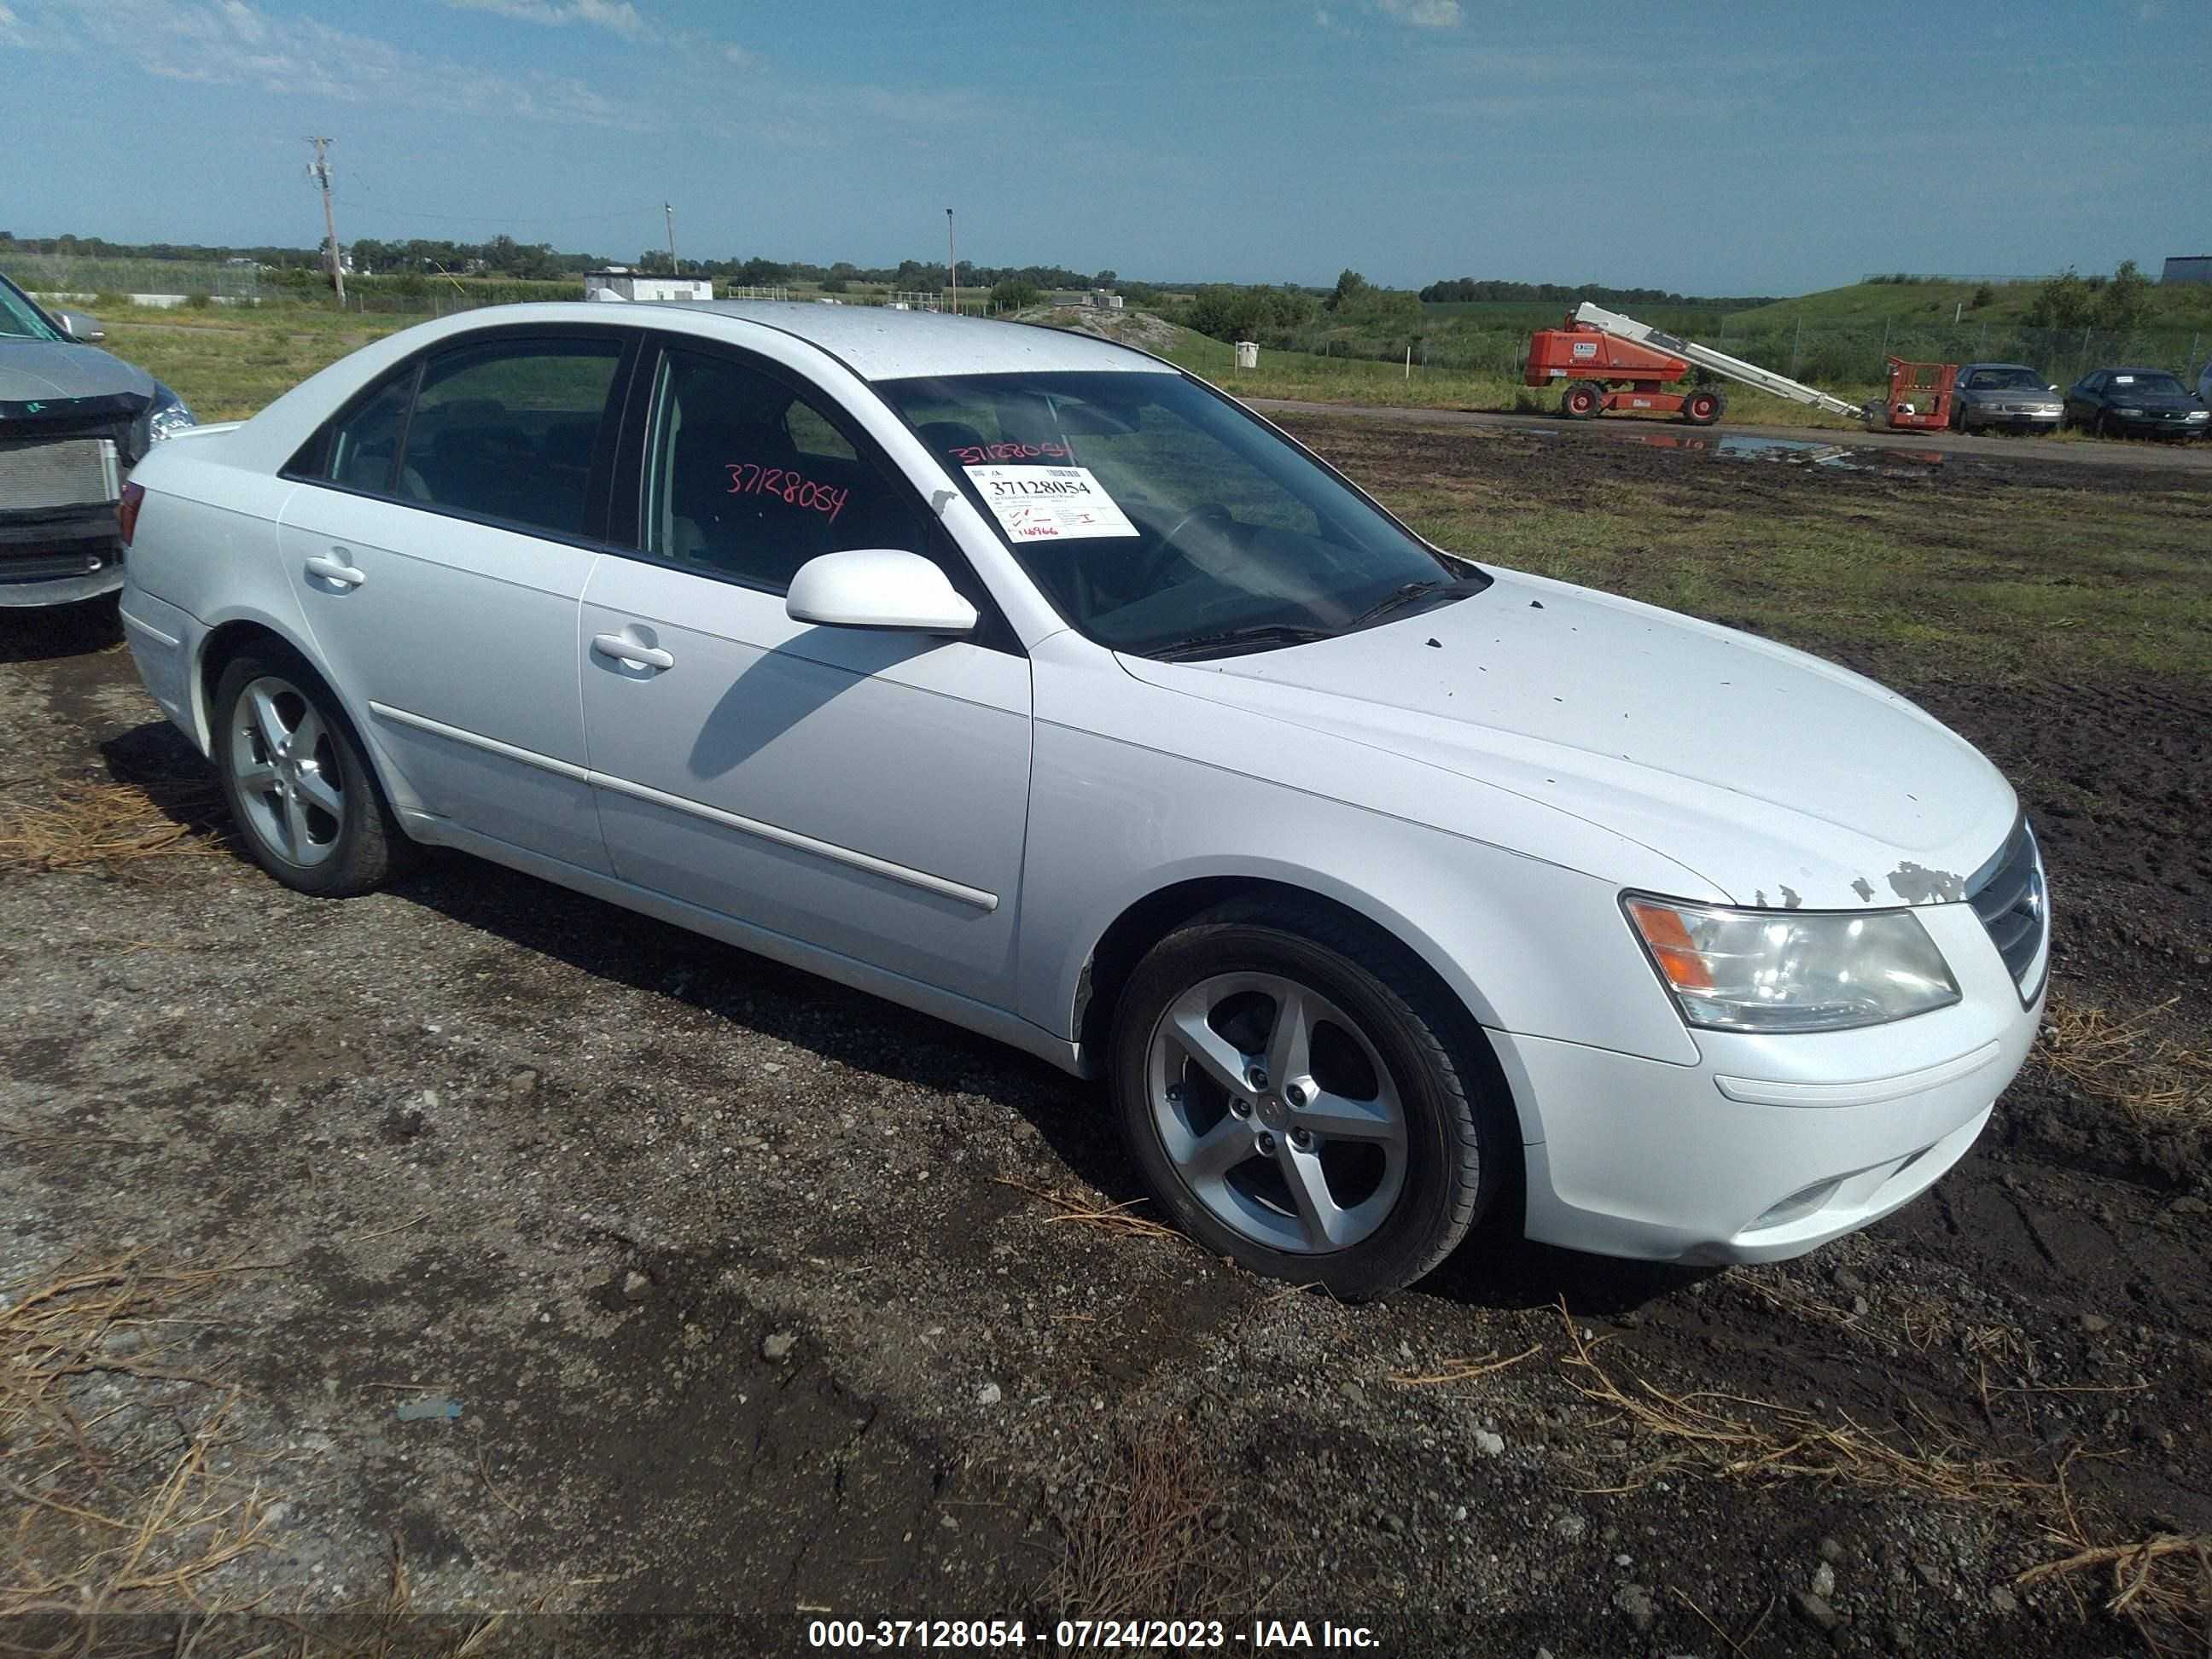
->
117;302;2047;1296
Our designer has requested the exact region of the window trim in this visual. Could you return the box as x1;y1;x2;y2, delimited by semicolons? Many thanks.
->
602;331;1023;655
279;323;642;552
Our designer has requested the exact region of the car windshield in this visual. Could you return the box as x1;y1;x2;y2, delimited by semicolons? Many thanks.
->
2108;373;2186;397
1968;368;2045;390
876;369;1483;657
0;276;66;344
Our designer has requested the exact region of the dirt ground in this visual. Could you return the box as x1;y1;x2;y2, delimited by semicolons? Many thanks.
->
1;424;2207;1657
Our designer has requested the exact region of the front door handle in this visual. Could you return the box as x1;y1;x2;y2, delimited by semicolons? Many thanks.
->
305;550;366;588
591;632;675;672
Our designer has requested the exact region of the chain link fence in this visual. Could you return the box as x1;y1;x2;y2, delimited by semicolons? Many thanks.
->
9;253;263;303
1211;315;2209;394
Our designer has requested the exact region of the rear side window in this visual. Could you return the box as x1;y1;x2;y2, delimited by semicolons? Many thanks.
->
402;339;624;537
323;374;414;494
638;346;934;594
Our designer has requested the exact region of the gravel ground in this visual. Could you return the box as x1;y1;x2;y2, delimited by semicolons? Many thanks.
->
1;428;2206;1658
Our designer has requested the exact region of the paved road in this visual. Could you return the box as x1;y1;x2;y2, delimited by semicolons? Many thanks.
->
1248;397;2212;474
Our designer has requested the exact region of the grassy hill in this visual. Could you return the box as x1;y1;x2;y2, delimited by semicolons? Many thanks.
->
1725;276;2212;332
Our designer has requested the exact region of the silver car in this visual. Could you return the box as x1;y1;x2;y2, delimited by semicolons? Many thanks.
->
114;302;2046;1297
1947;363;2062;434
1;272;195;606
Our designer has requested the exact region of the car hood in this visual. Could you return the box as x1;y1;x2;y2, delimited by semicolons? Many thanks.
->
1117;569;2019;910
0;341;155;405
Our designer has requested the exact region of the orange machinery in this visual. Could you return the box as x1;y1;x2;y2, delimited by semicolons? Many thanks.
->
1524;312;1727;425
1878;358;1958;429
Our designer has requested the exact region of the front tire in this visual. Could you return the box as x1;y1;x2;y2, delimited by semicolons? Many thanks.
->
212;645;407;897
1109;899;1506;1299
1681;387;1725;427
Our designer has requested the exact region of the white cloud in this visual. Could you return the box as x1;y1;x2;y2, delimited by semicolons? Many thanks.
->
444;0;648;38
1376;0;1461;26
23;0;649;128
0;2;26;44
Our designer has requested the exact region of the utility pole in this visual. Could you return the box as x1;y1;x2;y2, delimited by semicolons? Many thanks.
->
663;201;678;273
946;207;957;317
308;137;344;306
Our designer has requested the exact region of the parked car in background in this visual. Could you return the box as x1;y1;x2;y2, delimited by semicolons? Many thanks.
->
114;302;2047;1296
2061;366;2210;439
0;271;195;607
1947;363;2062;434
2198;358;2212;408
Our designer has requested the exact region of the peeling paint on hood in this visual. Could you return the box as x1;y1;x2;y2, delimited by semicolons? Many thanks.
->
1119;567;2021;910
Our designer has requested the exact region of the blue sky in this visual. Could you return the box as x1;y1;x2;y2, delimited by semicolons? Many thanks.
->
3;0;2204;295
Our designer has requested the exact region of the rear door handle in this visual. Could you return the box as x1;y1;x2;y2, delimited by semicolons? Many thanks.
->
591;632;675;672
305;550;366;588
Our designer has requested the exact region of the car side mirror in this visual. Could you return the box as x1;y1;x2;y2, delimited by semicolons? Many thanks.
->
786;548;978;636
54;310;106;344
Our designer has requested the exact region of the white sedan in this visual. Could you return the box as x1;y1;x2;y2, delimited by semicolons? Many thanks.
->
117;303;2047;1297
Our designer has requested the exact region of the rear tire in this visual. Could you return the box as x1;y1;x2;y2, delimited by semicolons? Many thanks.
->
212;644;409;898
1108;898;1508;1300
1681;387;1725;427
1562;381;1605;420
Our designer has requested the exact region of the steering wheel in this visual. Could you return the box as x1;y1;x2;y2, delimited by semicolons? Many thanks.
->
1137;500;1235;588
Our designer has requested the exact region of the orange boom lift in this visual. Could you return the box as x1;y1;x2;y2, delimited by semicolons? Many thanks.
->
1525;303;1893;428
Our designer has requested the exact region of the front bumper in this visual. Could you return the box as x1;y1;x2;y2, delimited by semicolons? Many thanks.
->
2108;413;2209;437
1959;404;2060;432
1501;899;2045;1264
0;504;125;607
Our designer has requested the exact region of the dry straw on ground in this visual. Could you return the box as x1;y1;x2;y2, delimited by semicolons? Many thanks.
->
1556;1302;2042;1505
0;778;223;876
992;1178;1183;1243
2037;993;2212;1129
2022;1482;2212;1659
1045;1422;1224;1621
1557;1303;2212;1654
0;1257;278;1625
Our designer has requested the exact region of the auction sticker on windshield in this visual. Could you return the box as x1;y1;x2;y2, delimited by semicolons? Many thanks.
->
964;464;1138;541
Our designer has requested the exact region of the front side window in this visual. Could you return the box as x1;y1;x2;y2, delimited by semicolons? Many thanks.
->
877;370;1482;657
639;346;934;594
400;338;624;536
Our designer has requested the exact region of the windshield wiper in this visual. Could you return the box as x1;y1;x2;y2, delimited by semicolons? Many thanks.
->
1149;623;1336;663
1345;577;1473;630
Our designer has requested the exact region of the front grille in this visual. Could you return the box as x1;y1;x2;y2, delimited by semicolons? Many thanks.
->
1966;818;2047;999
0;437;120;510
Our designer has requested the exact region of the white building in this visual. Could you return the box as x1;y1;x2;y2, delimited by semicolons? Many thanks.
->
584;269;715;302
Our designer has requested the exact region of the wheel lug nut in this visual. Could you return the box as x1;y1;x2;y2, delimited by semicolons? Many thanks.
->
1248;1068;1269;1091
1229;1098;1250;1118
1285;1082;1311;1108
1290;1128;1314;1151
1257;1132;1277;1155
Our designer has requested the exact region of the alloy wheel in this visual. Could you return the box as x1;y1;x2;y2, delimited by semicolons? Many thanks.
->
229;675;346;868
1144;971;1408;1254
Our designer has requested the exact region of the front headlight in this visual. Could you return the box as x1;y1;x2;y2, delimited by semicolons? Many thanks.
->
146;385;196;443
2188;410;2209;422
1624;895;1960;1033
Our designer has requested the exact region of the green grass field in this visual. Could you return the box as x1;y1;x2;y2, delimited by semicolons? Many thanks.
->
1289;415;2212;684
96;294;2195;443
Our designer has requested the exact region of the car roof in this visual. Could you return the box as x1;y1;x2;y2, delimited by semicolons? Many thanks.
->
1957;363;2038;373
652;300;1169;382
